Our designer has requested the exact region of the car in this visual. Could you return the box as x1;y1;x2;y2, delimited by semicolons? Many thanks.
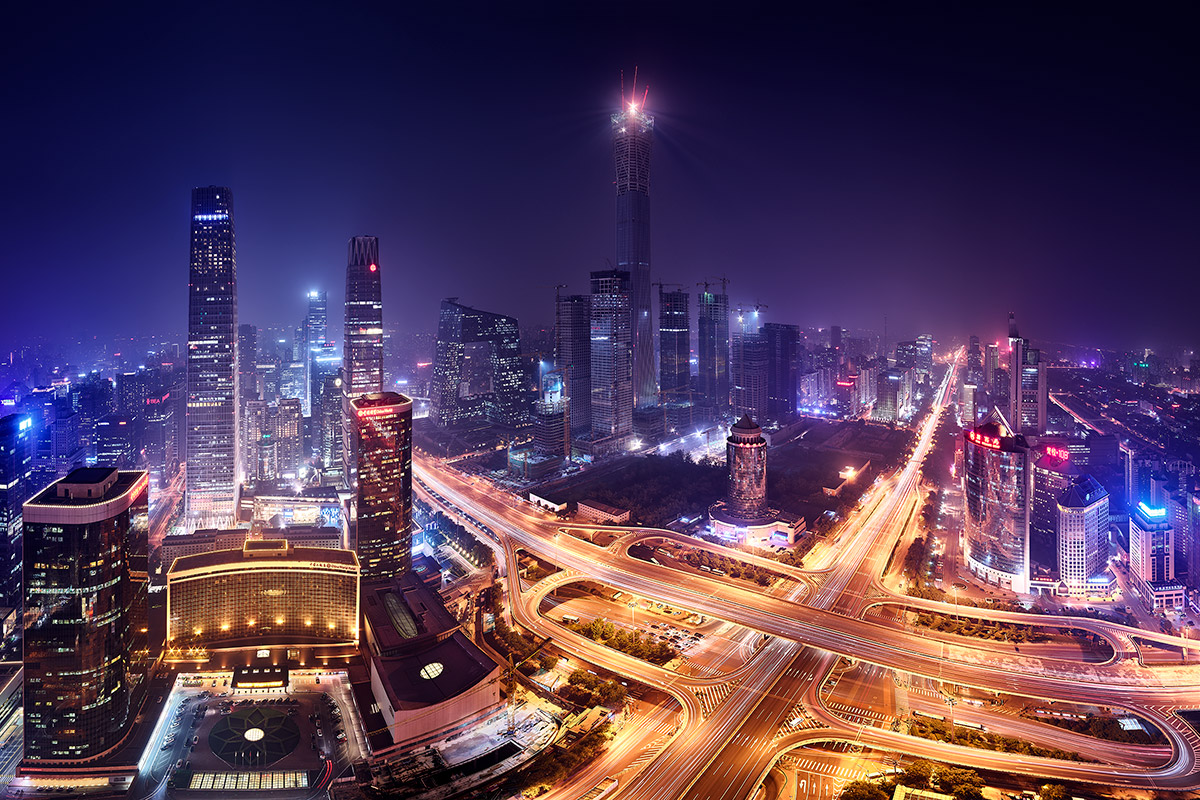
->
336;732;347;741
175;759;183;769
192;735;199;745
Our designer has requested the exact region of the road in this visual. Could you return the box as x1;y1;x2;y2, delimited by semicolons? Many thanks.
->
414;353;1200;796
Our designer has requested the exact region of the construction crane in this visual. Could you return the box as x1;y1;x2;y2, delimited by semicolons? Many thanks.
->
697;276;729;295
505;635;553;735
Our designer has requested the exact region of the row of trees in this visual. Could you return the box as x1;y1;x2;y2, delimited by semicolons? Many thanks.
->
419;505;495;570
1037;713;1166;746
914;611;1052;643
511;722;612;793
843;758;1073;800
568;617;678;665
682;550;776;586
908;717;1082;761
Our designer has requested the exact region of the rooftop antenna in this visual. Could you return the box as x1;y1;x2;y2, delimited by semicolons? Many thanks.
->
620;69;625;108
641;84;649;111
632;65;638;108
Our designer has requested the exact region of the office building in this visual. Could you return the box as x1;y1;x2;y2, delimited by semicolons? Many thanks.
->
555;293;592;439
22;468;150;763
697;287;730;418
533;370;569;459
984;343;1000;392
167;539;359;649
1124;445;1160;510
310;344;342;467
1056;474;1109;595
731;318;768;424
274;397;303;479
1030;445;1077;574
430;300;525;428
186;186;239;526
1009;324;1047;436
612;85;655;409
94;414;136;468
1128;501;1184;610
962;410;1031;593
658;286;690;405
342;236;385;486
876;369;901;423
352;393;413;581
0;414;33;610
764;322;798;421
589;270;633;447
302;290;328;416
238;323;259;409
726;415;768;520
915;333;934;377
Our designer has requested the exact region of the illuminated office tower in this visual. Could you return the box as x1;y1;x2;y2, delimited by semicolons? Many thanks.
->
731;317;768;424
1056;474;1109;593
238;323;259;407
1128;501;1184;610
876;369;901;423
962;410;1031;593
0;414;33;610
274;397;303;479
984;342;1000;391
658;286;692;432
1123;445;1160;508
726;415;768;520
589;270;632;446
342;236;384;487
916;333;934;377
613;82;655;409
311;344;342;466
302;290;327;416
697;287;730;418
186;186;239;526
351;393;412;581
1030;445;1077;574
1008;317;1047;436
430;300;525;428
764;322;798;421
22;468;149;764
555;293;592;438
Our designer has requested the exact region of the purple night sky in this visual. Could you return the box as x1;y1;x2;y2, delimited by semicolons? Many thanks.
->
3;3;1197;351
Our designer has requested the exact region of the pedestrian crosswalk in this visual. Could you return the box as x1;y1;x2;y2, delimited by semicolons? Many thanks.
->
777;702;823;736
826;701;894;726
619;732;673;775
695;681;739;717
776;754;867;781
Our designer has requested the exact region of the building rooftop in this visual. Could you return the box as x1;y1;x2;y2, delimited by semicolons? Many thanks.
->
378;630;497;710
26;468;144;507
1059;474;1108;508
361;574;459;657
731;414;760;431
168;543;359;575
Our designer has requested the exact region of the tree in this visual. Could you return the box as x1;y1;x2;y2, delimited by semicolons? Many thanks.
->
897;759;934;789
937;766;985;800
1040;785;1069;800
840;780;889;800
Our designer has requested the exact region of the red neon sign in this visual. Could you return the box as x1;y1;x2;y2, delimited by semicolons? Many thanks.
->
356;405;400;418
1045;446;1069;460
967;430;1001;450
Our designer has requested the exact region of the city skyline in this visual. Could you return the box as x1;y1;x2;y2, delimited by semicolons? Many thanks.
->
3;5;1198;352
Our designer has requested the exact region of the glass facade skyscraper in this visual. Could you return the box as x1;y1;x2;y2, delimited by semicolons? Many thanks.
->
589;270;632;445
555;293;592;439
352;393;412;582
962;411;1031;593
726;415;768;520
342;236;384;487
22;468;150;763
612;93;655;409
0;414;33;611
697;289;730;419
186;186;238;526
430;300;525;428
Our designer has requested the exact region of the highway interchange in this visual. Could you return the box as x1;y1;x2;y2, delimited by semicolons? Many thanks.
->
415;356;1200;798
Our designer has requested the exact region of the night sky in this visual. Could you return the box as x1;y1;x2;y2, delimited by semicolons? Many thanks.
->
3;3;1196;352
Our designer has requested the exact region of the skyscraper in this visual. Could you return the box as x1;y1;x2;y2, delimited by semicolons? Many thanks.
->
430;300;525;428
726;415;768;521
962;409;1031;593
763;322;798;422
351;393;412;581
186;186;238;526
1010;327;1047;436
0;414;33;611
658;286;690;404
238;323;259;408
612;81;655;409
589;269;632;446
555;293;592;439
302;290;328;417
23;468;149;764
697;287;730;419
1057;474;1109;594
342;236;384;487
731;312;768;424
1128;501;1184;610
1030;445;1078;574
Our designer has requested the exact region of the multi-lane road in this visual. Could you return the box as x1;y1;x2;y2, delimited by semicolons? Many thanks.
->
415;355;1200;797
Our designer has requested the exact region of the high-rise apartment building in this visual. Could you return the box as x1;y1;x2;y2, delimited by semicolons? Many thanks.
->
555;293;592;439
430;300;525;428
612;86;655;409
351;393;412;581
962;410;1031;593
342;236;384;487
22;468;150;763
589;270;632;446
763;322;798;421
1057;474;1109;594
186;186;239;526
0;414;33;610
697;288;730;419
